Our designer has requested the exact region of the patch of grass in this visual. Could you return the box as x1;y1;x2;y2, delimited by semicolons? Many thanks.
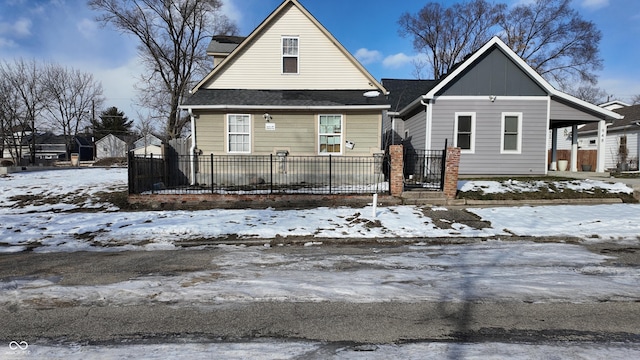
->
457;177;637;203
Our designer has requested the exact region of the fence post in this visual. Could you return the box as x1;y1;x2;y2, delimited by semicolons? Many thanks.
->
440;139;448;190
150;153;154;194
443;146;461;199
389;145;404;196
127;151;134;194
329;155;332;194
270;154;273;194
210;154;214;194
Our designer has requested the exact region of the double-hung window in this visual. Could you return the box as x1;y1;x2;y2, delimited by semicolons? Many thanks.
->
282;36;299;74
454;112;475;153
319;115;342;154
227;114;251;153
501;112;522;153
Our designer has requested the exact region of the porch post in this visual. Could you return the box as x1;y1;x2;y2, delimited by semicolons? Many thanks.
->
550;128;558;170
570;124;578;172
596;120;607;173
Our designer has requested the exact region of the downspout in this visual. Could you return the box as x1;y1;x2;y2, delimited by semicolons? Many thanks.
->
188;108;198;185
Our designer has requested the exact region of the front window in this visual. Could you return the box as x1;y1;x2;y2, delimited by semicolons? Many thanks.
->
501;112;522;153
282;36;299;74
319;115;342;154
454;112;475;153
227;114;251;153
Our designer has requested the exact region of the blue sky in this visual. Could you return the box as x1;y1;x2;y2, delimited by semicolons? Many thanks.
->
1;0;638;123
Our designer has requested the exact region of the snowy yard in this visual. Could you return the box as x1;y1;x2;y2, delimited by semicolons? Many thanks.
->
1;168;640;359
1;168;640;253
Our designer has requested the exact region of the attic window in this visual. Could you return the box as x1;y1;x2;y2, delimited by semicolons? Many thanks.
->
282;36;299;74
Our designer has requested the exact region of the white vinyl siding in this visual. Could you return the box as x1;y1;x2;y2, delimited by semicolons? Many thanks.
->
319;114;342;154
501;112;522;154
227;114;251;153
204;4;375;90
454;112;476;153
282;36;299;74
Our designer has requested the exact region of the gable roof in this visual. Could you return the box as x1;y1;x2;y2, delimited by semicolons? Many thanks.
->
580;104;640;133
422;37;622;121
190;0;386;94
206;35;246;56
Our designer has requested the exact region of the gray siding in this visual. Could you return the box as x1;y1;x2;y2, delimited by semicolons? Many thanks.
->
403;110;427;151
551;99;604;122
440;47;547;97
431;98;549;175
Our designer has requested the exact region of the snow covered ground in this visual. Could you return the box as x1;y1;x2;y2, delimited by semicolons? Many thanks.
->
1;168;639;359
3;340;640;360
1;168;639;253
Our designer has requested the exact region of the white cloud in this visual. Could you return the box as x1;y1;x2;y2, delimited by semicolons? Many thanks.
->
581;0;610;10
220;0;243;27
0;17;32;37
76;18;98;38
0;37;17;48
354;48;382;65
382;52;427;69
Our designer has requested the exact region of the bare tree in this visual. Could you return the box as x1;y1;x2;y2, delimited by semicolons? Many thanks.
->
399;0;505;80
89;0;238;139
500;0;603;89
0;59;46;165
41;63;104;160
566;84;609;105
631;94;640;105
399;0;602;89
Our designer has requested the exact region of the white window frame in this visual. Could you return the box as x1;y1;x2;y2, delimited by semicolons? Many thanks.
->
227;114;251;154
500;112;522;154
454;112;476;154
318;114;343;155
281;36;299;74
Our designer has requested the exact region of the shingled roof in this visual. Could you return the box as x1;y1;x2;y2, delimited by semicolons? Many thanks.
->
382;79;438;113
181;89;389;108
580;104;639;133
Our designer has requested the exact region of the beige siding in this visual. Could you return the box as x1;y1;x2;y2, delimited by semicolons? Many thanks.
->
195;113;225;154
253;112;316;155
194;110;382;156
204;5;375;90
344;112;382;155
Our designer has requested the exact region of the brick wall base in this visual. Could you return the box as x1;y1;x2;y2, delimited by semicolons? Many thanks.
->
443;147;461;199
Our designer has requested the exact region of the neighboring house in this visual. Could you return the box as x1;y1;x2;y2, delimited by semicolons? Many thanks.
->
19;132;93;163
132;133;163;158
383;36;622;175
95;134;128;160
579;104;640;171
180;0;389;159
207;35;246;68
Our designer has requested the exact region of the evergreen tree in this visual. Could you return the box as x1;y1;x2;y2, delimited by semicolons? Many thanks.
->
92;106;133;140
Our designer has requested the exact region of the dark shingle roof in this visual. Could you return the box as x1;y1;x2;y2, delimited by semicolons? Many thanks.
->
382;78;438;112
580;104;640;132
206;35;246;54
182;89;389;107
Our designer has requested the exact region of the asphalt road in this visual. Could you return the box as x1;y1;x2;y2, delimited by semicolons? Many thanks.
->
1;242;639;345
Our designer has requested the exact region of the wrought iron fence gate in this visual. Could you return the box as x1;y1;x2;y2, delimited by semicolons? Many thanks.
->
403;142;447;191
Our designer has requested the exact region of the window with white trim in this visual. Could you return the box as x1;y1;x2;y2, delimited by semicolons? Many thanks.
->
227;114;251;153
282;36;299;74
454;112;475;153
501;112;522;153
319;115;342;154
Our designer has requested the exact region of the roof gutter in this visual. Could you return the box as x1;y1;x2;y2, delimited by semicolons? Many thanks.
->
179;104;391;111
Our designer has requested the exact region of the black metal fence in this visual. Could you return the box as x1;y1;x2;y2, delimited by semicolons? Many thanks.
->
128;152;389;195
403;146;447;191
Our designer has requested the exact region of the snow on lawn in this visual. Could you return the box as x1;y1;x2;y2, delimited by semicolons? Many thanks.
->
458;178;633;194
1;168;640;252
3;340;639;360
2;242;638;307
